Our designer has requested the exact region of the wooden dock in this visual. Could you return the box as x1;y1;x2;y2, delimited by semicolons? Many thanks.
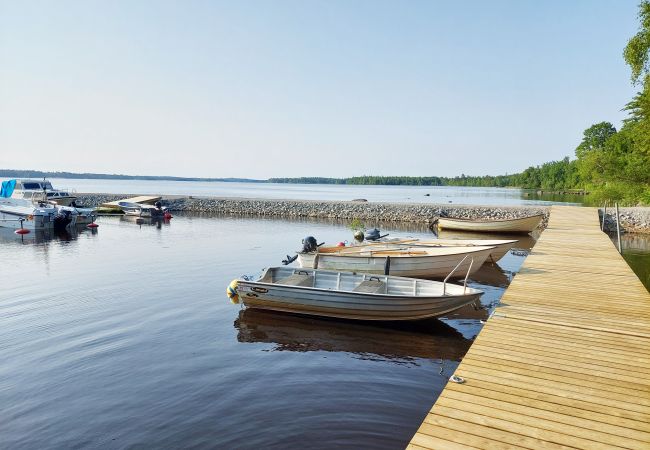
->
408;206;650;449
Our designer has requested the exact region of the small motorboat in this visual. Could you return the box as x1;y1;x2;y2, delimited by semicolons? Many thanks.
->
118;201;167;218
233;267;483;321
297;245;495;278
324;238;518;262
0;197;77;231
437;214;544;234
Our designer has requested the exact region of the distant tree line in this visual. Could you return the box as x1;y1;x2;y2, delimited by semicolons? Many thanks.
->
273;3;650;205
269;163;580;191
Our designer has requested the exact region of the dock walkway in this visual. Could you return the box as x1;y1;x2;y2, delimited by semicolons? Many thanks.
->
408;206;650;449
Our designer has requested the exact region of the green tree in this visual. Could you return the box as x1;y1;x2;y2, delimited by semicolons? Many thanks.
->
623;0;650;85
575;122;617;159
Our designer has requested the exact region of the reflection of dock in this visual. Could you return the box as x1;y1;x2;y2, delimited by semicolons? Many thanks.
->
468;262;510;287
235;309;472;363
409;206;650;448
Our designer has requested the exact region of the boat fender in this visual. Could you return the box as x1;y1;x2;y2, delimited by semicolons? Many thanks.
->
227;279;240;304
336;241;346;247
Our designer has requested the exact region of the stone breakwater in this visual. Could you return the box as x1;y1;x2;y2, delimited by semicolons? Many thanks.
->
77;194;550;228
601;207;650;234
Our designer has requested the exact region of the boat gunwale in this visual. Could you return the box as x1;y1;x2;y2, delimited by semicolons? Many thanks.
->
309;245;497;259
242;268;483;299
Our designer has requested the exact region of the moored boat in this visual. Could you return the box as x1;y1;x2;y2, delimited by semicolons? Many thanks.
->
10;179;78;206
437;214;544;234
325;238;518;262
0;197;76;230
234;267;483;321
118;201;167;218
297;245;494;278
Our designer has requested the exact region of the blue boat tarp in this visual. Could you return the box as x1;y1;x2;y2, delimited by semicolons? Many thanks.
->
0;179;16;198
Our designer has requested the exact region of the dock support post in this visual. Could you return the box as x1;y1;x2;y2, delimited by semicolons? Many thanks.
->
615;202;622;254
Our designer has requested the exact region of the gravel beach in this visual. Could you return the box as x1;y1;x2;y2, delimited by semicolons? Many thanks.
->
74;193;650;233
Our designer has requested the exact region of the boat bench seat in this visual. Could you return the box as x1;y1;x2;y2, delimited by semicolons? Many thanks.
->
275;273;314;287
353;280;386;294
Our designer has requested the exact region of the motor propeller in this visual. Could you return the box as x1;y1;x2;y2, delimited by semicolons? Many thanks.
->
281;236;324;265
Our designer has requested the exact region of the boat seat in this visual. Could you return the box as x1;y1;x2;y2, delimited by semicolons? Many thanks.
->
353;279;386;294
275;273;314;287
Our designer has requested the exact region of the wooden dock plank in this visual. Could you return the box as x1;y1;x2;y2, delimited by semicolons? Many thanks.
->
408;206;650;449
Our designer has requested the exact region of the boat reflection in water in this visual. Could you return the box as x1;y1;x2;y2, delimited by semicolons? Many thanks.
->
234;308;475;365
119;215;171;229
0;224;97;244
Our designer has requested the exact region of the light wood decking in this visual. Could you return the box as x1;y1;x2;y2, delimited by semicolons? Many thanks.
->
408;206;650;449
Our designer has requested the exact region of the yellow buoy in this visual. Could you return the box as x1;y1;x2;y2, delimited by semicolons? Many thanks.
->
226;279;239;298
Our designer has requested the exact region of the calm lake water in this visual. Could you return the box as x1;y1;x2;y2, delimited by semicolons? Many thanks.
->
49;178;584;206
615;233;650;291
0;215;535;449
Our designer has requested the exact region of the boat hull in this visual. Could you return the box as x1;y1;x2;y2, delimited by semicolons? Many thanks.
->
297;246;493;278
437;215;543;233
333;239;518;262
410;239;517;261
0;200;58;230
237;268;481;321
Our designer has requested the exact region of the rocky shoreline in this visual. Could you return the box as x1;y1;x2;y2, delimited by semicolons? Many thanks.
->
601;207;650;234
78;193;550;227
74;193;650;233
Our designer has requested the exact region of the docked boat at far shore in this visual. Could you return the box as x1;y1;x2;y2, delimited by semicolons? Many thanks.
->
119;201;168;218
436;214;544;234
234;267;483;321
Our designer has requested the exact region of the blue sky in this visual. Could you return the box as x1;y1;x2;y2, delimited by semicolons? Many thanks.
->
0;1;640;178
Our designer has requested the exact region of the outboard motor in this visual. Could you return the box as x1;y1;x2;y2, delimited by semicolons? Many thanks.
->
364;228;381;241
301;236;318;253
53;209;72;230
364;228;389;241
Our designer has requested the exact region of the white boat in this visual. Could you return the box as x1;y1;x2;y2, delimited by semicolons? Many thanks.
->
0;197;76;230
69;206;97;225
297;245;494;278
10;179;77;206
235;267;483;321
437;214;544;234
2;179;95;227
325;238;518;262
118;201;166;218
